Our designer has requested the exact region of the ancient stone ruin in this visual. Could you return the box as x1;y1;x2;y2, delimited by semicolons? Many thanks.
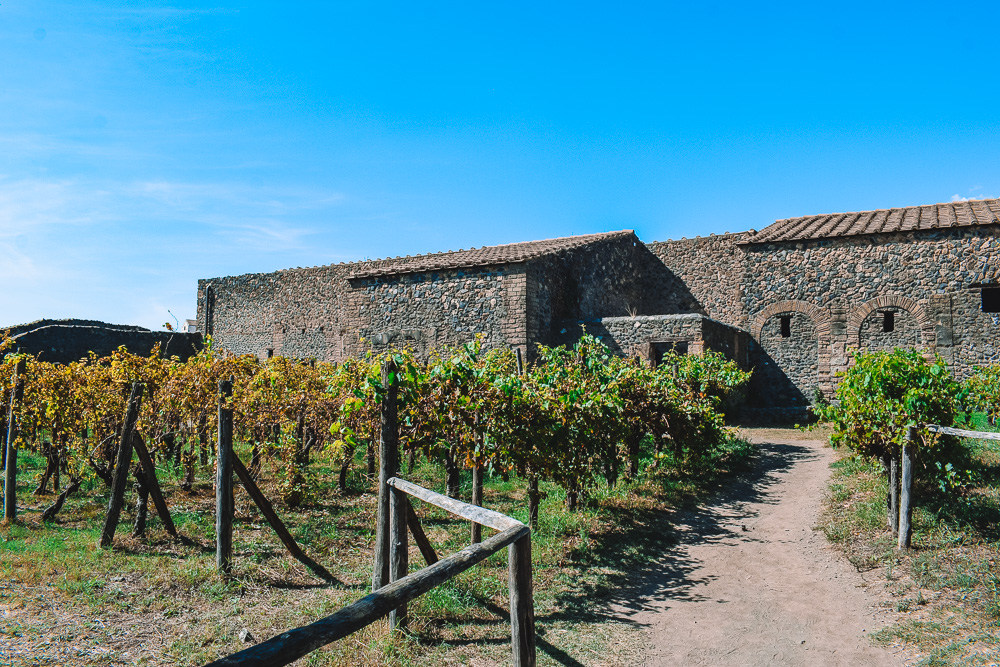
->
198;198;1000;412
3;319;202;364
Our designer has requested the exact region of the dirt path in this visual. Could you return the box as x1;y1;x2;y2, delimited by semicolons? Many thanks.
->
613;429;904;666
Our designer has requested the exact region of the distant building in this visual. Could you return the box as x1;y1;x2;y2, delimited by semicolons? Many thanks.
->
197;198;1000;411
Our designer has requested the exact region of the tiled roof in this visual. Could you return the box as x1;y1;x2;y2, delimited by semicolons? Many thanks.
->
347;230;636;279
740;199;1000;245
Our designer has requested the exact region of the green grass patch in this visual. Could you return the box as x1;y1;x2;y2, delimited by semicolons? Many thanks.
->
821;414;1000;665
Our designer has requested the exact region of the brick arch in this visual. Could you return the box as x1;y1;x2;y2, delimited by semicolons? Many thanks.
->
750;300;833;401
846;295;935;347
751;300;831;341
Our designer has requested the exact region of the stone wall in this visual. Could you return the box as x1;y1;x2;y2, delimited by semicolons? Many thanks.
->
197;223;1000;411
199;232;702;363
646;233;750;328
858;307;921;351
742;226;1000;389
199;263;527;362
8;324;201;364
526;233;697;352
556;314;749;368
3;318;147;337
751;311;818;407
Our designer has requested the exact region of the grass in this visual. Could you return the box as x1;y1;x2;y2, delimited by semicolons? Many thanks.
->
0;433;755;666
820;414;1000;666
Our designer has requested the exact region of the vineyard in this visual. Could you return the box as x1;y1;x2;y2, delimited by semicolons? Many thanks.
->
0;332;752;665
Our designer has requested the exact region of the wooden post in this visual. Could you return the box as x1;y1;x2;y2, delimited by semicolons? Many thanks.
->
445;447;460;499
389;483;408;629
372;359;398;591
405;499;438;566
131;432;178;537
898;426;915;550
515;347;524;376
205;523;529;667
527;474;540;531
509;532;536;667
3;358;25;524
217;379;234;574
231;453;337;583
889;456;899;536
132;464;149;537
471;464;483;544
99;382;143;548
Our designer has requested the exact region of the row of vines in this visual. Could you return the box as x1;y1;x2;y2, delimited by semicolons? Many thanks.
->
815;348;1000;505
0;331;751;527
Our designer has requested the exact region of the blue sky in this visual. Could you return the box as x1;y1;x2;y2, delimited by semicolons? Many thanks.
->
2;1;999;330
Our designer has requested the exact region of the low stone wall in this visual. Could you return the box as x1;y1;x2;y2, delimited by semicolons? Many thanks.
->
9;325;202;364
556;314;750;367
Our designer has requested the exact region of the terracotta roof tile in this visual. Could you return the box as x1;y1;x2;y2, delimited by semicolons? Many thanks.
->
346;230;636;279
740;198;1000;244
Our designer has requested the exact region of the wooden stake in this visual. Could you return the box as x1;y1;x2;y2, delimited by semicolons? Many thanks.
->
527;474;540;531
471;464;483;544
405;499;438;566
898;427;915;550
372;358;398;591
132;464;149;538
217;379;234;574
889;456;899;536
509;532;536;667
99;382;143;548
389;483;408;629
132;432;177;536
231;453;337;583
3;358;25;524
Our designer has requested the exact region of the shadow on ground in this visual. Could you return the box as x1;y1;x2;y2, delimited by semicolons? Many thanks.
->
448;437;817;665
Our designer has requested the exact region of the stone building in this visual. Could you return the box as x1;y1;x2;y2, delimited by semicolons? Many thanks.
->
198;198;1000;410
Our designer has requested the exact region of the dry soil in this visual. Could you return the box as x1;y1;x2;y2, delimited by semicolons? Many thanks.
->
613;428;906;666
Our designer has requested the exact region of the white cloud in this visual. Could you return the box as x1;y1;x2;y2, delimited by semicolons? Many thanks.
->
0;176;349;329
951;193;996;202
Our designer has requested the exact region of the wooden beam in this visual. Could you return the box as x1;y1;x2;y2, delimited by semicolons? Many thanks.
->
471;465;483;545
508;533;536;667
217;379;234;574
389;483;408;629
231;453;337;584
372;358;398;591
406;498;438;566
132;432;177;537
387;477;522;532
99;382;143;548
204;523;529;667
3;358;25;524
898;426;915;550
925;423;1000;441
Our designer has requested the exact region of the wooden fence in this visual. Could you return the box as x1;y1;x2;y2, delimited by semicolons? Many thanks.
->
205;359;536;666
891;423;1000;551
204;475;534;666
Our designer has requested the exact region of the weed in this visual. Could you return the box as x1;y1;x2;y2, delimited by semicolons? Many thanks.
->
823;416;1000;664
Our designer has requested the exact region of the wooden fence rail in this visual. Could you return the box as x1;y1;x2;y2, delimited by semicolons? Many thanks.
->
204;477;535;667
925;423;1000;441
204;523;528;667
206;358;535;666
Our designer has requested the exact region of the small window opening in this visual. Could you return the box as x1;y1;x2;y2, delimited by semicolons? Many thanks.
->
882;311;895;333
983;287;1000;313
779;315;791;338
266;348;274;359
